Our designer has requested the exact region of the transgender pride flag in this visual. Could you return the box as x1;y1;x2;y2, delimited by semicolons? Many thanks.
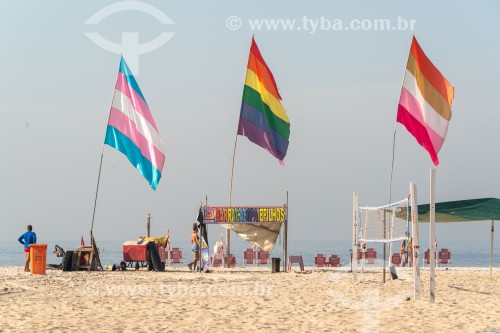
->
104;57;165;190
397;37;454;166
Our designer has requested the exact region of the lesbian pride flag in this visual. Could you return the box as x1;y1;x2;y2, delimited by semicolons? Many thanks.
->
397;37;454;166
237;37;290;165
104;57;165;190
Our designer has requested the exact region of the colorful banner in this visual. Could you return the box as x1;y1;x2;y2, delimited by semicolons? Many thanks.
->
203;206;286;224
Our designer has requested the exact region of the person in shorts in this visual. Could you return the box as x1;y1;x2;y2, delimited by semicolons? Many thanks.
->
18;225;37;272
188;222;200;271
400;239;407;267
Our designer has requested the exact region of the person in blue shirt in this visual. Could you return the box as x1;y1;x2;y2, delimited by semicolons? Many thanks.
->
18;225;37;272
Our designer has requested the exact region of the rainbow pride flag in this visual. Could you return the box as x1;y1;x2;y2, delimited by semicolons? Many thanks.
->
105;57;165;190
397;36;454;166
237;37;290;165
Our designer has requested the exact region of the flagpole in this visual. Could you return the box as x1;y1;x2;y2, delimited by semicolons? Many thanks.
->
227;133;239;267
387;41;411;282
90;83;117;244
388;36;413;204
90;146;105;243
388;123;397;204
386;107;400;283
386;117;399;283
229;134;239;206
430;168;436;303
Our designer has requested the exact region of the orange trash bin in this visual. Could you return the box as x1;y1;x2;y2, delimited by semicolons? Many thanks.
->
30;244;47;275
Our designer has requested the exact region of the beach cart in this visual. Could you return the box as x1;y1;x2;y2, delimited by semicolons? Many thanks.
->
122;241;167;270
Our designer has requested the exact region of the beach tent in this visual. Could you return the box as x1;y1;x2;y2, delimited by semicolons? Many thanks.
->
201;205;289;270
417;197;499;277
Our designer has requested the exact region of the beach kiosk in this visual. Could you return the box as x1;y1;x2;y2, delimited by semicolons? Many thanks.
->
201;204;288;271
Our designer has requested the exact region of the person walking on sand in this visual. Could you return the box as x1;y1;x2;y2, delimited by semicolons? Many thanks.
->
18;225;37;272
400;239;407;267
407;237;413;267
188;222;200;271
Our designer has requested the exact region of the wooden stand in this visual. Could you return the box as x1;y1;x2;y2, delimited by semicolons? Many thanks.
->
72;247;95;271
72;234;103;271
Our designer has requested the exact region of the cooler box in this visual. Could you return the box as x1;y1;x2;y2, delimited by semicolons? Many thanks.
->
30;244;47;275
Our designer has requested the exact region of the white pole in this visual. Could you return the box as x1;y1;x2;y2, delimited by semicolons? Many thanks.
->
284;191;288;273
410;182;421;300
429;169;436;303
389;208;395;267
383;213;387;283
490;220;495;279
361;215;367;273
352;192;359;283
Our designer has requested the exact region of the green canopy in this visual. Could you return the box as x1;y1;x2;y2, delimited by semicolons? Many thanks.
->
417;198;500;223
415;197;496;278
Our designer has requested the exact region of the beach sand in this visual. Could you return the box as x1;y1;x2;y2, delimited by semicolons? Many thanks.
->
0;266;498;332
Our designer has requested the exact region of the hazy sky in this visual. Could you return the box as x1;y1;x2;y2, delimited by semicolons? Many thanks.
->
1;1;499;244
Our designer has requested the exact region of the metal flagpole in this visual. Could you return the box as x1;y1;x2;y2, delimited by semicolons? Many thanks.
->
388;123;398;204
90;146;105;244
352;192;359;283
387;42;412;283
430;168;436;303
410;182;421;300
389;209;395;269
204;196;208;272
227;134;239;268
229;134;239;204
388;37;412;204
383;214;387;283
90;86;117;245
386;123;398;278
283;191;288;272
490;220;495;279
361;217;367;273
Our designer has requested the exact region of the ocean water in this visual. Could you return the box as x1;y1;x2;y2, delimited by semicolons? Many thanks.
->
1;239;498;268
